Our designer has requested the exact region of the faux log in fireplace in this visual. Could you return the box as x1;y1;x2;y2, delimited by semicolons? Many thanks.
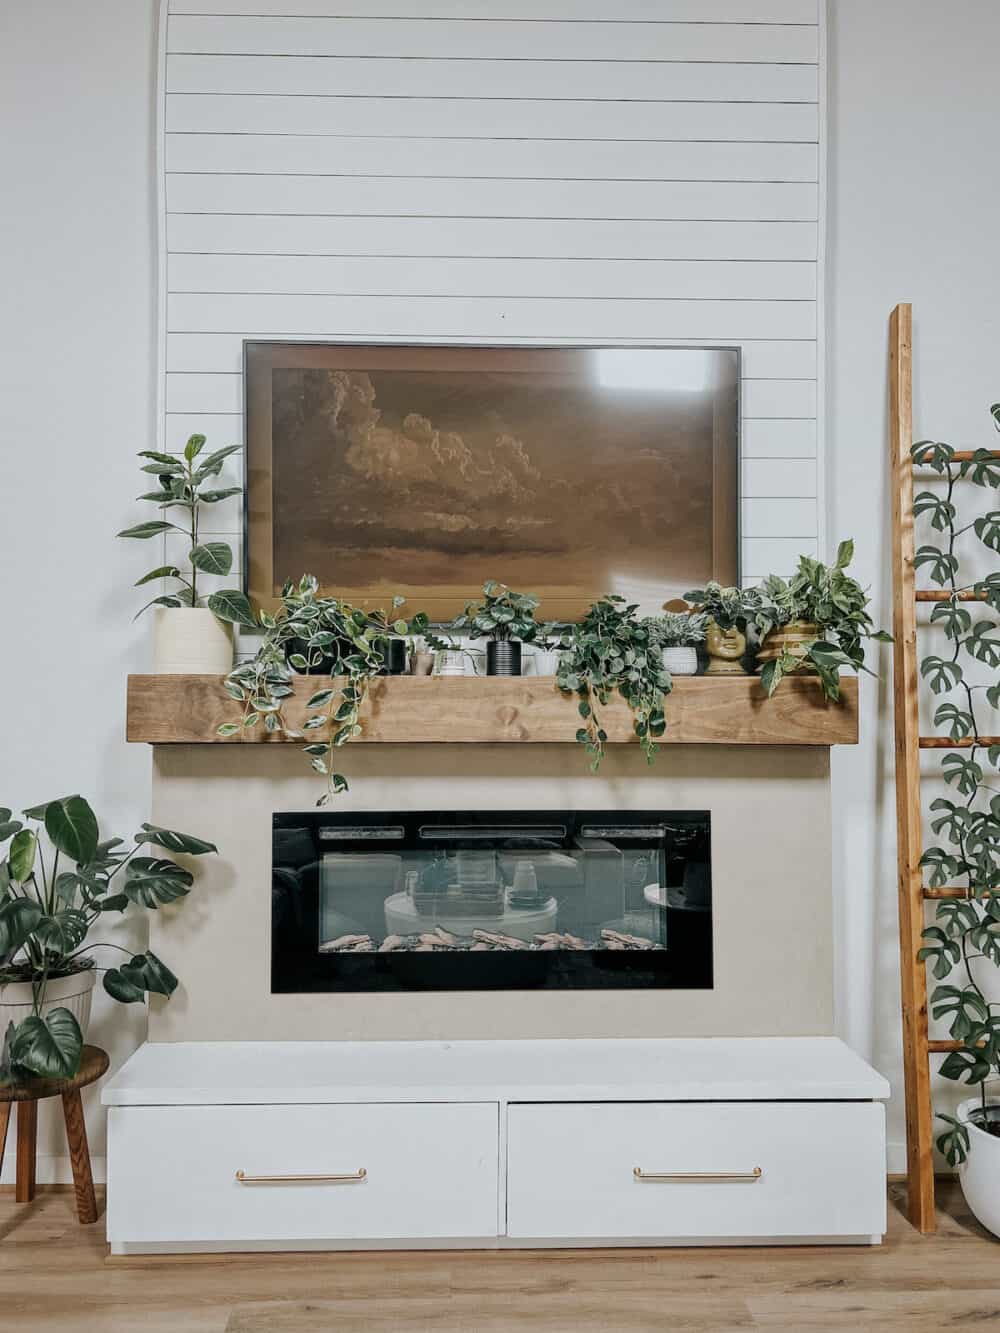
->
272;810;712;993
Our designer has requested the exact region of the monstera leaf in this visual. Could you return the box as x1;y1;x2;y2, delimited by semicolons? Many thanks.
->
104;951;178;1004
136;824;218;856
22;796;99;866
0;897;42;955
33;909;89;955
123;857;193;908
7;1008;83;1080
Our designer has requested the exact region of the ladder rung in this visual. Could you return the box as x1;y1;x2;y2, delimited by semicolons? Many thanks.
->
928;1040;964;1053
914;450;1000;464
919;737;1000;749
915;590;989;602
923;886;997;899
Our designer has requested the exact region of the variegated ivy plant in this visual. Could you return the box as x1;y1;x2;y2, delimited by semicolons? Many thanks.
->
909;405;1000;1165
0;795;216;1083
117;434;245;618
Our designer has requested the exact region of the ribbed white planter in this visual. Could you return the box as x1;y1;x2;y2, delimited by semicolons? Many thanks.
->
0;969;95;1039
152;607;233;675
662;646;699;676
957;1098;1000;1238
529;650;563;677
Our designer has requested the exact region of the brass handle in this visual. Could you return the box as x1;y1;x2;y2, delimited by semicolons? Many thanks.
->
633;1166;762;1183
235;1168;367;1185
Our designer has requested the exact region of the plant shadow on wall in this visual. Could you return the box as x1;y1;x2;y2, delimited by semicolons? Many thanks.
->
906;410;1000;1207
0;796;216;1082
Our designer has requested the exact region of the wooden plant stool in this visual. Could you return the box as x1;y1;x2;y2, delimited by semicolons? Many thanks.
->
0;1045;109;1223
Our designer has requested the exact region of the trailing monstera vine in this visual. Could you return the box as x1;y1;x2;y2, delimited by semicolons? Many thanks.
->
909;405;1000;1165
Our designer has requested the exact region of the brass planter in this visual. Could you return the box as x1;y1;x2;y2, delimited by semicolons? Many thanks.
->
756;620;820;673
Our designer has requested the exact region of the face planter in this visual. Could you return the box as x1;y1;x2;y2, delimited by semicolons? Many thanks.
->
704;619;748;675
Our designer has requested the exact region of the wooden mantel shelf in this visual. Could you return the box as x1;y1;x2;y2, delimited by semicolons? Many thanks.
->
126;674;858;746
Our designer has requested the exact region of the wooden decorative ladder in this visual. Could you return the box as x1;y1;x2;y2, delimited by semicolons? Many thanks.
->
889;301;1000;1232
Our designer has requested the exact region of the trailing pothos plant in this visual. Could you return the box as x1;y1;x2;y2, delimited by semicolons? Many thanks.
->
907;411;1000;1165
555;596;670;771
117;435;245;617
220;575;429;804
751;541;893;699
0;795;216;1083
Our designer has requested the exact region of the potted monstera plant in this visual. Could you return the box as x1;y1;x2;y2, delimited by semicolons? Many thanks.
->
0;795;216;1082
118;435;246;674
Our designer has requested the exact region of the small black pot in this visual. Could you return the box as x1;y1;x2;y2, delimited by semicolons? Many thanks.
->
285;636;338;675
487;641;522;676
374;637;407;676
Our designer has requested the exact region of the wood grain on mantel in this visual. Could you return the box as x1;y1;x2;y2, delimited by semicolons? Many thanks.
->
126;675;858;746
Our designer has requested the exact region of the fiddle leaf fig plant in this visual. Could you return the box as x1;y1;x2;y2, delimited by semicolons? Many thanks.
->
908;404;1000;1166
117;435;246;618
220;575;427;804
0;796;216;1084
556;596;670;771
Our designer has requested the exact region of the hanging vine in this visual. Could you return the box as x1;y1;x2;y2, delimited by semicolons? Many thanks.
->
911;405;1000;1163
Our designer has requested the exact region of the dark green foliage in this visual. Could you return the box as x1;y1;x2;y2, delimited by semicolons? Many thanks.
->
910;404;1000;1164
451;580;540;644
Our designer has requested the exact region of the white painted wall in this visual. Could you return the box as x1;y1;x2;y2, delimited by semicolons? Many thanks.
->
827;0;1000;1171
0;0;159;1179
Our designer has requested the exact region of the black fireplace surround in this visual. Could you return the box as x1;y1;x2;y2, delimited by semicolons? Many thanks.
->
272;810;712;993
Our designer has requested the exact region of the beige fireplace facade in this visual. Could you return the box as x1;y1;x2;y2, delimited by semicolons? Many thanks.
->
148;742;833;1043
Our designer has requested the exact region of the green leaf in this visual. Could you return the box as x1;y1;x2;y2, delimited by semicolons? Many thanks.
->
184;433;206;462
911;440;955;472
216;723;240;737
0;819;22;844
134;565;182;587
941;753;982;797
9;1008;83;1080
929;601;972;642
138;449;179;466
102;968;145;1003
104;951;178;1004
116;520;180;539
912;491;957;532
835;538;854;569
198;487;242;504
306;689;334;708
190;542;234;577
207;589;256;628
959;449;1000;488
920;655;963;694
935;1114;970;1167
34;909;88;955
0;898;43;954
123;857;193;909
966;621;1000;668
193;444;240;483
43;796;99;865
913;545;960;586
136;824;218;856
7;829;36;883
934;702;974;742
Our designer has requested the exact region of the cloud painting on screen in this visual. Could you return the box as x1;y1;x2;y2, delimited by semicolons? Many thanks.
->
245;344;739;619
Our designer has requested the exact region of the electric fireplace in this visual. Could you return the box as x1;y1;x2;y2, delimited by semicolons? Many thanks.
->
272;810;711;993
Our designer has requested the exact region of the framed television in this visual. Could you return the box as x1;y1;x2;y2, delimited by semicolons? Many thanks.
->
244;342;739;620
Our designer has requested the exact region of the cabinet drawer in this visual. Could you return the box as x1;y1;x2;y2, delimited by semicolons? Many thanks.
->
108;1102;498;1245
506;1102;885;1240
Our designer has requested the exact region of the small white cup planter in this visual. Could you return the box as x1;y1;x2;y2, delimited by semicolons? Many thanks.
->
152;607;234;675
529;650;563;677
661;646;699;676
0;969;96;1041
957;1098;1000;1238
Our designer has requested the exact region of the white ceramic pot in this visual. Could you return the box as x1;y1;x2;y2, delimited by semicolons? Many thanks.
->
434;650;467;677
529;650;563;677
662;646;699;676
152;607;234;675
0;969;96;1039
957;1099;1000;1237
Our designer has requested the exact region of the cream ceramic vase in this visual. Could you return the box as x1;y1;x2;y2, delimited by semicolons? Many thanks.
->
957;1099;1000;1238
661;646;698;677
0;969;96;1039
756;620;819;674
152;607;234;675
529;649;563;677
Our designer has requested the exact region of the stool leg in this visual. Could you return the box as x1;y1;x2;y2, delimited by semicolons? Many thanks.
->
0;1104;10;1180
15;1101;37;1204
61;1089;97;1224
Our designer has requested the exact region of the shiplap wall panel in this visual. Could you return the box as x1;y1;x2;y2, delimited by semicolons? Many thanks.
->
166;17;818;62
165;56;818;103
159;0;824;583
166;96;818;142
165;136;820;183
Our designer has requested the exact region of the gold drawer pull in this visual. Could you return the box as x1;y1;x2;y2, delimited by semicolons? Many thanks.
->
235;1168;367;1185
633;1166;762;1183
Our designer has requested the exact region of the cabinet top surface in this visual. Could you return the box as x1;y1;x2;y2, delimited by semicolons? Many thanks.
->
103;1037;889;1105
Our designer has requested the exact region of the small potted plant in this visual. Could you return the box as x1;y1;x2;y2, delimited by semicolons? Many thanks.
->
452;581;540;676
683;583;758;675
117;435;246;674
641;611;709;677
0;795;216;1081
751;540;891;698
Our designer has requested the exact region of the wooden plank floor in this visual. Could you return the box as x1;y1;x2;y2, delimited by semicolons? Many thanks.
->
2;1181;998;1331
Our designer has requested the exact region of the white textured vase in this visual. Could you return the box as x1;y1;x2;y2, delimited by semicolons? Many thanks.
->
957;1099;1000;1238
662;646;699;676
529;650;563;677
152;607;234;675
434;650;467;677
0;969;96;1039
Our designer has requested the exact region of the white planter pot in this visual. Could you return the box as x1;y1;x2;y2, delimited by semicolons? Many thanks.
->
0;969;96;1039
434;650;467;677
957;1099;1000;1237
662;646;699;676
152;607;234;675
529;650;563;677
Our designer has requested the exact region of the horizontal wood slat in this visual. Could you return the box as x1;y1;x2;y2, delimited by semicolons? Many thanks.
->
126;674;858;746
166;17;820;63
168;2;820;22
923;887;997;899
915;591;989;603
919;737;1000;749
